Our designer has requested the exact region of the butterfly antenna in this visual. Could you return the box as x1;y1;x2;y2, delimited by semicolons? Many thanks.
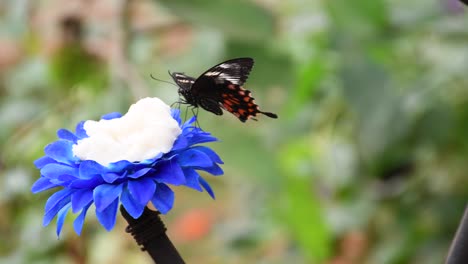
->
150;74;178;87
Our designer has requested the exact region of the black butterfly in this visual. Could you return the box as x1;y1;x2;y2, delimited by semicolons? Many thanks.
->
169;58;278;122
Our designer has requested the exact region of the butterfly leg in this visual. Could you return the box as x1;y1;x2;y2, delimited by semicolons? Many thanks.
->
171;99;185;110
191;107;202;129
183;105;190;121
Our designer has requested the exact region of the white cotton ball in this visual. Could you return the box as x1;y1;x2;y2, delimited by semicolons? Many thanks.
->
72;97;182;166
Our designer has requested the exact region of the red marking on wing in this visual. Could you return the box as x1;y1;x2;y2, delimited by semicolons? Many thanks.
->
219;84;277;122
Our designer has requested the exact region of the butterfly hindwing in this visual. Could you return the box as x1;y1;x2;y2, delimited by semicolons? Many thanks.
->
220;83;277;122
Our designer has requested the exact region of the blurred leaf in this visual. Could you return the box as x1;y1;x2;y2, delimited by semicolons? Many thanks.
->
339;56;415;164
278;140;331;262
157;0;275;42
50;44;108;93
285;57;326;117
207;119;279;184
326;0;389;39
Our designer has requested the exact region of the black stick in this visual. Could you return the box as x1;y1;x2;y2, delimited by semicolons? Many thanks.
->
120;206;185;264
446;205;468;264
460;0;468;6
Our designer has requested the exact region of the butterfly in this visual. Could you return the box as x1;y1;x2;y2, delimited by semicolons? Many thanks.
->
169;57;278;122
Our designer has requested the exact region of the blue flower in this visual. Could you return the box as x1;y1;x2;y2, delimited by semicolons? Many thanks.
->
31;106;223;236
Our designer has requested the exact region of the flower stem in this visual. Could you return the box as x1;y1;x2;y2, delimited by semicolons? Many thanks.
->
120;206;185;264
446;205;468;264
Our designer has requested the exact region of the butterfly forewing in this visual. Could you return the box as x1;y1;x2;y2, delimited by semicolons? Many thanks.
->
194;58;254;88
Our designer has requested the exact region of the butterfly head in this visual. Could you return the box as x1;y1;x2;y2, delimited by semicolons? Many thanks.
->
169;71;197;105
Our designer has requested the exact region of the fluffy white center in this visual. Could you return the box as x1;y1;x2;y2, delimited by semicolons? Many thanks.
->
72;97;181;166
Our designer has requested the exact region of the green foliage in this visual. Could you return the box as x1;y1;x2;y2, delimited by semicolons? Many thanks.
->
50;43;108;94
158;0;274;42
279;140;331;262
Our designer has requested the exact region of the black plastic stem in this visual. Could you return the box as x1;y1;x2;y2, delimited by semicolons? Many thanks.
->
446;205;468;264
460;0;468;6
120;206;185;264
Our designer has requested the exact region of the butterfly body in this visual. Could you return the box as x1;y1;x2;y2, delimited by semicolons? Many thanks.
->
170;58;278;122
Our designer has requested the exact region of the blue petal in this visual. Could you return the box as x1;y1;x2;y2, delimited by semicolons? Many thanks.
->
121;188;145;219
49;178;65;186
73;203;91;235
101;112;122;120
182;168;203;192
171;137;188;151
31;177;58;193
34;156;56;169
128;168;152;179
44;140;76;164
56;203;72;237
43;190;73;226
151;183;174;214
178;149;213;168
186;133;218;145
45;189;74;213
69;177;104;188
107;160;133;172
75;121;88;139
198;177;215;199
192;146;223;164
140;152;164;164
56;174;79;183
79;160;107;179
196;163;224;176
128;178;156;205
41;163;78;180
171;109;182;125
96;198;119;231
102;172;124;183
57;129;78;142
71;189;93;213
183;116;197;127
152;159;185;185
93;183;123;212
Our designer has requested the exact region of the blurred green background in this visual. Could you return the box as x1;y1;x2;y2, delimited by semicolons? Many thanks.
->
1;0;468;263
